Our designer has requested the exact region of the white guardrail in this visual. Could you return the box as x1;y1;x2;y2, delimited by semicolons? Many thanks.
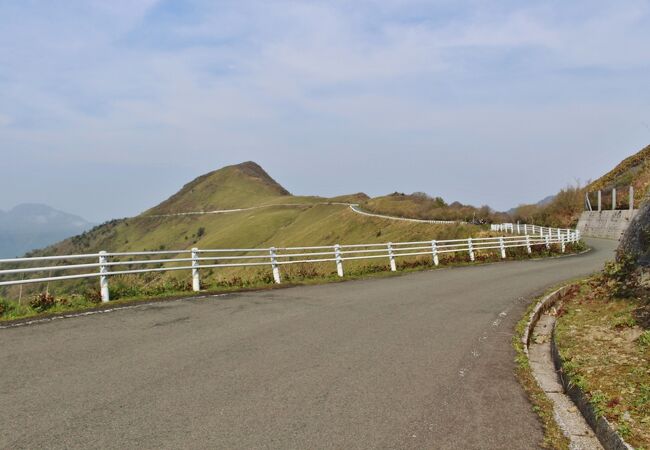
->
0;224;579;303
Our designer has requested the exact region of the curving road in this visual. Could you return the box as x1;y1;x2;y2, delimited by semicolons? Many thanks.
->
348;204;457;224
1;238;616;449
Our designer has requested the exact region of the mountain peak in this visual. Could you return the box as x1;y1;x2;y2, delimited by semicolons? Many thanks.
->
224;161;291;196
145;161;291;215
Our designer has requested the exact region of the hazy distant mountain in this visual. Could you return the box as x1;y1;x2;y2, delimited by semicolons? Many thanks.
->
0;204;94;258
506;195;556;216
535;195;556;206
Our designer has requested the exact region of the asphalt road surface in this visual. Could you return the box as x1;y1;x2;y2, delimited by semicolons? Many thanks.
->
1;238;617;449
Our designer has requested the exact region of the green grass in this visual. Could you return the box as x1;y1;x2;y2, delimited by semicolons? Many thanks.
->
4;202;493;300
0;159;584;324
145;161;292;214
0;161;509;305
1;242;583;323
555;278;650;448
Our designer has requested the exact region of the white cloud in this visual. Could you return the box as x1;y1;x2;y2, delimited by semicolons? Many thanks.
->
0;114;12;127
1;0;649;219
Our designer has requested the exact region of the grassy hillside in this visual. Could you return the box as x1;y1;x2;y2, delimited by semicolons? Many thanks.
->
0;162;491;302
512;185;584;228
360;192;509;223
145;161;291;214
35;162;485;258
589;143;650;206
512;143;650;227
52;203;479;256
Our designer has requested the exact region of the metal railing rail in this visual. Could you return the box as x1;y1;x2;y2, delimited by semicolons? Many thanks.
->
0;226;580;303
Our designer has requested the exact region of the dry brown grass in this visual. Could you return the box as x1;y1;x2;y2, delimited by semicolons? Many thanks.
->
555;279;650;448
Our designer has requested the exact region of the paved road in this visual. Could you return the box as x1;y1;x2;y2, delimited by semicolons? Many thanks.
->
1;238;617;450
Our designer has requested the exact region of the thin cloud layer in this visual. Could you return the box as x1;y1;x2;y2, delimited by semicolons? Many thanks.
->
1;0;649;221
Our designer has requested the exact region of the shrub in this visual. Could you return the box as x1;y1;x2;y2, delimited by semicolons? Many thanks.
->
29;292;58;312
602;254;639;297
84;288;103;304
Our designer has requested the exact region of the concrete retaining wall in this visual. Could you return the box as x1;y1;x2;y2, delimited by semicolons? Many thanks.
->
576;210;638;240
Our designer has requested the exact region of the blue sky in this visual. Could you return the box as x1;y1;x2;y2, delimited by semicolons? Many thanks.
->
1;0;649;222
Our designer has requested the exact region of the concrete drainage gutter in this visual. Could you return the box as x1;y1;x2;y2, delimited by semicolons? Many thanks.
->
523;287;634;450
551;330;633;450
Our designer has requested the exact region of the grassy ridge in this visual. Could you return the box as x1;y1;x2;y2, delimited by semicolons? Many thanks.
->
145;161;291;214
41;204;484;256
590;143;650;204
360;192;509;223
0;158;583;310
512;143;650;228
22;161;487;261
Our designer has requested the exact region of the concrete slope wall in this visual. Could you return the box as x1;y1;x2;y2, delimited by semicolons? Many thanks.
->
576;210;638;240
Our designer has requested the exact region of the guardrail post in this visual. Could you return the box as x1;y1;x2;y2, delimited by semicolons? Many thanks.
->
387;243;397;271
561;235;566;253
544;235;550;250
556;229;561;242
99;251;110;303
334;244;344;277
597;190;602;211
270;247;281;283
525;235;532;254
499;237;506;259
516;223;520;234
467;238;475;261
191;248;201;291
431;240;439;266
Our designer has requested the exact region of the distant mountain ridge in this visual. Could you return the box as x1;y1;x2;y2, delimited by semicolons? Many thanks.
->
0;204;94;258
506;195;555;216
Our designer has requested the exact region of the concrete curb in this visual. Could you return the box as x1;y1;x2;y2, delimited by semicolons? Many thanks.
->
551;329;634;450
523;286;634;450
522;285;572;357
